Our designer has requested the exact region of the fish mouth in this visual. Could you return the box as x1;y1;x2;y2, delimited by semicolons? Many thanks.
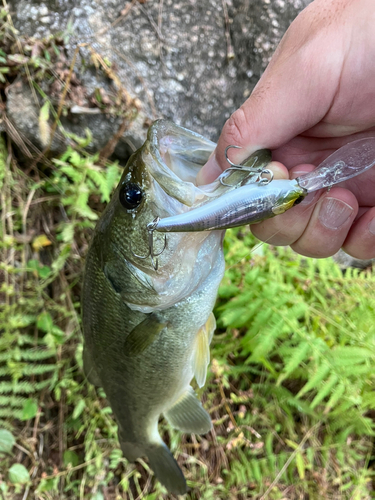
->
145;119;217;208
124;121;225;313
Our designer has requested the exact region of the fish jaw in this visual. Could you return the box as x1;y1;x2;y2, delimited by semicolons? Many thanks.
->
97;120;227;312
125;228;225;312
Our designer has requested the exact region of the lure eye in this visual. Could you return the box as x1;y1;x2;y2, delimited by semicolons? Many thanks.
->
293;195;304;206
119;183;143;210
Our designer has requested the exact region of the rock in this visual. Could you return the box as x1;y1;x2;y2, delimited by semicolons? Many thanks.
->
5;73;143;157
333;249;375;271
7;0;312;159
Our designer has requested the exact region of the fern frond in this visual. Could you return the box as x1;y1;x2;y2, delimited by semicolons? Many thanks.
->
0;395;27;407
19;364;56;376
0;407;24;419
297;363;331;398
277;341;311;385
0;379;50;394
310;374;339;409
18;349;55;361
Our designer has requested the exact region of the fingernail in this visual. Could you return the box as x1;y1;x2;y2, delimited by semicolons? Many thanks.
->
318;197;353;230
368;218;375;236
300;191;318;206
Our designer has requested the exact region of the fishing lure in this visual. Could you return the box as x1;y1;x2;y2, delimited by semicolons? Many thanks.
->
151;137;375;233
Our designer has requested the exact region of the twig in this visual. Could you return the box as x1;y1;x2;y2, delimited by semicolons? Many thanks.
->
222;0;235;60
22;188;36;234
87;45;133;104
29;195;60;205
47;44;82;151
99;117;130;163
259;424;319;500
96;0;138;37
2;115;33;158
41;455;104;479
58;346;65;466
32;407;42;444
14;442;33;458
137;2;166;43
134;473;152;500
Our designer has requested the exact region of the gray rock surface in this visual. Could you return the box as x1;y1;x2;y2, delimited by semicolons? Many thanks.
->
7;76;130;155
8;0;312;151
333;249;375;271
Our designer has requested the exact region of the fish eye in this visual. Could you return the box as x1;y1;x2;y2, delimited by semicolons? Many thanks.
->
119;182;144;210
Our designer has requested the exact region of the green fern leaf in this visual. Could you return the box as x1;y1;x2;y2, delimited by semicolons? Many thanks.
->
277;341;311;385
297;362;331;398
324;382;346;412
310;373;339;409
19;349;55;361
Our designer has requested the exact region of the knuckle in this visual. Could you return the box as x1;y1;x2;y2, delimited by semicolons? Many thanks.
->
223;107;248;147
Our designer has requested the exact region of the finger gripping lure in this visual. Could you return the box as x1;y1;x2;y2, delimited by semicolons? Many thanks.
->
153;137;375;233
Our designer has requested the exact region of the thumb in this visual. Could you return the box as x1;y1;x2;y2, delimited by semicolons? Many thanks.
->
197;0;346;185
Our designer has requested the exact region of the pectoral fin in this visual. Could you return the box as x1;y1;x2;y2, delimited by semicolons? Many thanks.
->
164;386;212;435
192;313;216;388
124;315;167;357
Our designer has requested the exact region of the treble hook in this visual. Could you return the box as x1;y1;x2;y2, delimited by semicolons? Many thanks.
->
220;145;272;187
130;217;167;271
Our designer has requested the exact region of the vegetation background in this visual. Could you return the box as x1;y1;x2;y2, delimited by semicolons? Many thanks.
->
1;9;375;500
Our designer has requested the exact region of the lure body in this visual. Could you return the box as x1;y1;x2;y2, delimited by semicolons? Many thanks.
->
155;179;305;232
154;137;375;233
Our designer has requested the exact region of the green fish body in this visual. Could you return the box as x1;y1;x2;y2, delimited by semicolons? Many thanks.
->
82;121;227;494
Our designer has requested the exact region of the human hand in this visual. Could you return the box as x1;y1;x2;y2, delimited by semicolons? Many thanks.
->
197;0;375;259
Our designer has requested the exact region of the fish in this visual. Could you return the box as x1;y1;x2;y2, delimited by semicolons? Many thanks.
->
82;120;231;495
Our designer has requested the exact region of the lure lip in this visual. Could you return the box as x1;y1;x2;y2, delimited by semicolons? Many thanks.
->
295;136;375;193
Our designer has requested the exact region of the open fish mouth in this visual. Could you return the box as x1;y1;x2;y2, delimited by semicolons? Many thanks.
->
124;120;225;313
145;119;218;208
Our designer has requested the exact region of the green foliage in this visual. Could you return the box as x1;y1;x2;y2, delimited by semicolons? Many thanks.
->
0;429;15;454
208;228;375;498
0;136;125;497
216;229;375;434
1;124;375;499
21;398;38;420
8;463;30;484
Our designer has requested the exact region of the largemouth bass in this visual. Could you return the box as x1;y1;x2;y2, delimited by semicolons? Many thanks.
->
82;120;235;494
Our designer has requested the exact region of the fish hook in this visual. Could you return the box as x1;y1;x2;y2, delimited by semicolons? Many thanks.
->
220;145;273;187
130;217;167;271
